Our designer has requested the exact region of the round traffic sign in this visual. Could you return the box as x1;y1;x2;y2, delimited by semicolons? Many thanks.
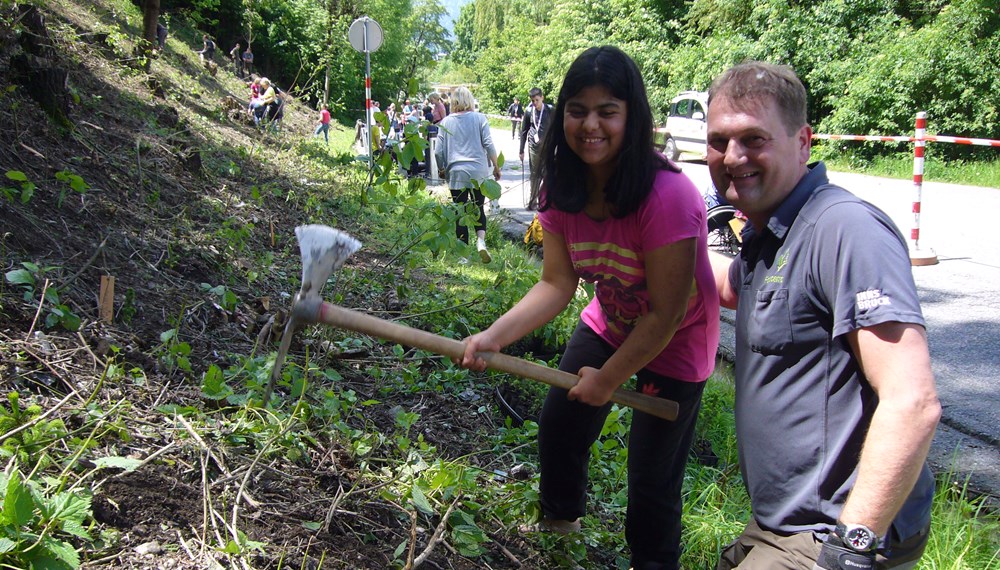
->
348;17;383;53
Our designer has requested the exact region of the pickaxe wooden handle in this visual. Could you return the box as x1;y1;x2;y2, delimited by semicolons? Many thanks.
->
310;301;679;421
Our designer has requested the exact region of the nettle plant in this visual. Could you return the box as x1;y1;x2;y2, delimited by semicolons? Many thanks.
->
0;465;94;570
0;392;99;570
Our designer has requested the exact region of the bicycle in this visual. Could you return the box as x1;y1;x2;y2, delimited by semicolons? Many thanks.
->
704;185;744;256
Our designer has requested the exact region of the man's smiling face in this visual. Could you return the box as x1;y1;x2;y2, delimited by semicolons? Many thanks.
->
707;95;811;228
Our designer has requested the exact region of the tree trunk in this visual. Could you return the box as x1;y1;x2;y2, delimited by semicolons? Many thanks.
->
322;0;337;106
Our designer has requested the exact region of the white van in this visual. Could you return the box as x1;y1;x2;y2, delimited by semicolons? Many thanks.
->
659;91;708;161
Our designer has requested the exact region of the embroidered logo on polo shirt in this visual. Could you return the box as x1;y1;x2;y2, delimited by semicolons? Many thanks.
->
764;250;790;284
776;250;790;272
856;288;891;310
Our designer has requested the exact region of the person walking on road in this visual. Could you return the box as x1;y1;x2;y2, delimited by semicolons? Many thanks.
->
708;61;940;570
507;97;524;140
520;87;553;210
434;86;501;263
459;46;719;570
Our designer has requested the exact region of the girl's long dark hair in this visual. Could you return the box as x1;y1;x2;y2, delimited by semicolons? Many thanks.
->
538;46;672;217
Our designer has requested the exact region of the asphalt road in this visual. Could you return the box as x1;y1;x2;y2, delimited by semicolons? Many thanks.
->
463;127;1000;500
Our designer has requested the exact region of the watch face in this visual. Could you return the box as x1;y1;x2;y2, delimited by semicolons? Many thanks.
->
845;527;875;550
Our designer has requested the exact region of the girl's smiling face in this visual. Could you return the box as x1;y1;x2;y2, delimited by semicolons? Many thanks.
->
563;85;628;180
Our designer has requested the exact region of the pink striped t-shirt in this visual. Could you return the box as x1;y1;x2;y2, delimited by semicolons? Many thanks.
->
539;168;720;382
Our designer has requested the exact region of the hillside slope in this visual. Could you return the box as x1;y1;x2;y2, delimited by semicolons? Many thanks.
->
1;2;538;569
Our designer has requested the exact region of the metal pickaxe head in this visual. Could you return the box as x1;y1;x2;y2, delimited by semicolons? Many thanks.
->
262;225;361;403
294;224;362;303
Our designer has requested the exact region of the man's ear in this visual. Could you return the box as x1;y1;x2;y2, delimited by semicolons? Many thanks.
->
798;124;813;163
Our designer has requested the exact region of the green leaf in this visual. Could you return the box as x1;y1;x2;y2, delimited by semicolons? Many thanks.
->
44;289;60;304
5;268;34;286
20;182;35;204
480;179;501;200
43;536;81;568
57;309;81;332
410;483;434;515
160;329;177;343
6;170;28;182
155;404;198;415
93;456;143;472
4;471;36;526
201;365;233;400
301;521;322;531
67;174;89;193
60;518;92;540
221;539;242;554
0;536;16;553
43;491;91;523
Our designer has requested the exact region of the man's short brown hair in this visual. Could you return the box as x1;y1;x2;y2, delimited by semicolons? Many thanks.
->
708;61;807;135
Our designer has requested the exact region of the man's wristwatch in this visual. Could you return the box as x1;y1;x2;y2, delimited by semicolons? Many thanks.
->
834;521;879;552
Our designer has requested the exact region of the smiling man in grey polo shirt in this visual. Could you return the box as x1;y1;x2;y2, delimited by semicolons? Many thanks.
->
708;62;940;570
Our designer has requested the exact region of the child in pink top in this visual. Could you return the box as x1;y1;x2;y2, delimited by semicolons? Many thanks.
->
458;46;719;569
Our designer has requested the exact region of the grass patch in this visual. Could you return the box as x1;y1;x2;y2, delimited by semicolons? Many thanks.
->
814;146;1000;188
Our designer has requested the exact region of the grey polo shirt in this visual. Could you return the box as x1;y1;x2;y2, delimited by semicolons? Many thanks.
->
728;162;934;542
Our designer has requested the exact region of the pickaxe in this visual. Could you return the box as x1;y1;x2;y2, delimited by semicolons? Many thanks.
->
264;224;679;421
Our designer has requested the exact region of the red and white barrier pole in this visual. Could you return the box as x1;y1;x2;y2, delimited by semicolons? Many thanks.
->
364;74;373;168
909;112;938;266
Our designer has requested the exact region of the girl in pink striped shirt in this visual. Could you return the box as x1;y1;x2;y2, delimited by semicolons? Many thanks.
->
458;46;719;569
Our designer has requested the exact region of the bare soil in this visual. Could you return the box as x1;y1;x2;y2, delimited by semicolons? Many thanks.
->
0;2;554;568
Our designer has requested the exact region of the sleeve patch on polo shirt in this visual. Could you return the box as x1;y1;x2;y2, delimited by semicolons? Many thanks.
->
856;288;891;311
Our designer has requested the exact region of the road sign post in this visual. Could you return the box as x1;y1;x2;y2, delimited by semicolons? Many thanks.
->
348;17;383;172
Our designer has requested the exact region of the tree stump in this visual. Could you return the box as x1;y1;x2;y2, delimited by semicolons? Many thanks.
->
10;53;71;127
11;5;71;126
156;106;179;128
179;146;202;173
18;5;54;59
